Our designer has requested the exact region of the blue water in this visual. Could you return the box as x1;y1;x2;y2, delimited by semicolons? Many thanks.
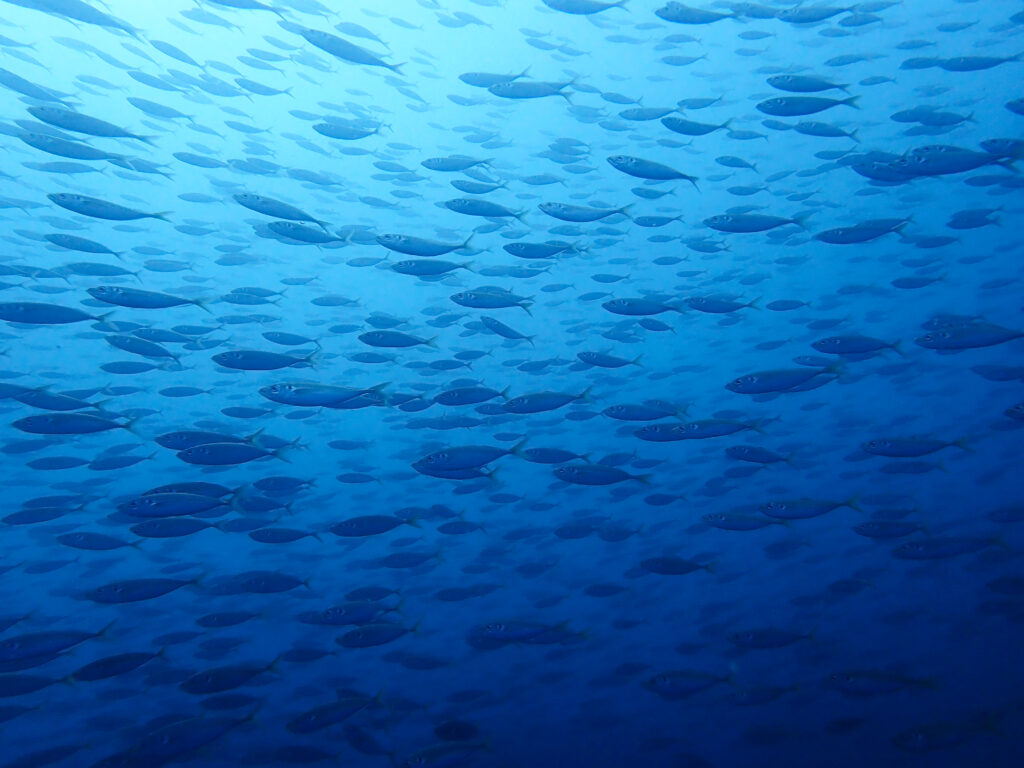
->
0;0;1022;766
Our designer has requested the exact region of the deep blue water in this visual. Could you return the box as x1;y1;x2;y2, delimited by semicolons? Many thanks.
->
0;0;1023;766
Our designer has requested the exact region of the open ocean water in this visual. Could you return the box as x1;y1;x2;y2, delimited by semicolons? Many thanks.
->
0;0;1022;766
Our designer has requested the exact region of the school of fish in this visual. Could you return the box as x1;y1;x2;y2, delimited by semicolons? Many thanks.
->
0;0;1022;766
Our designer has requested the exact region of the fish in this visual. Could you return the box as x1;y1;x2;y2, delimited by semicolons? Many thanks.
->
47;193;169;221
757;96;860;117
489;79;576;101
607;155;699;188
233;192;328;230
296;26;403;72
27;106;152;143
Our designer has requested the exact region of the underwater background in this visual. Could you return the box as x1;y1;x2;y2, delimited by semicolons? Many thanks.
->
0;0;1022;766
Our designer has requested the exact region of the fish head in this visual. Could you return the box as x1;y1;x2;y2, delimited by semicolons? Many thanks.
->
812;337;842;351
260;383;294;398
553;466;579;481
213;351;244;365
416;451;449;469
124;497;158;513
894;541;924;556
89;286;122;298
726;373;758;391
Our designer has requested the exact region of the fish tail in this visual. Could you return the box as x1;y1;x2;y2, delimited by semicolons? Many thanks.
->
122;415;144;436
953;436;976;452
509;436;530;457
791;211;813;229
995;157;1019;174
